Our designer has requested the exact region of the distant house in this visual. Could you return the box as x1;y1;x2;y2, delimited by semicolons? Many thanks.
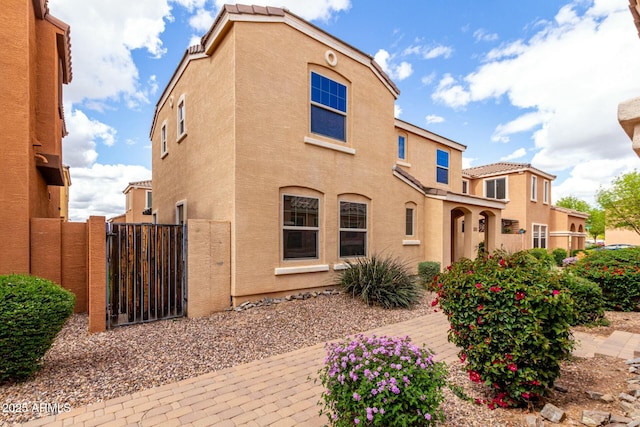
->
149;4;507;304
0;0;72;274
619;0;640;157
108;180;153;224
463;162;588;254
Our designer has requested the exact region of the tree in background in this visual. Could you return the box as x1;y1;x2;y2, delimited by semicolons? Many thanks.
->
596;170;640;237
555;196;605;242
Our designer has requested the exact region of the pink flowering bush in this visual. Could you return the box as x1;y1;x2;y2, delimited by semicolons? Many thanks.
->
432;250;574;408
317;334;447;426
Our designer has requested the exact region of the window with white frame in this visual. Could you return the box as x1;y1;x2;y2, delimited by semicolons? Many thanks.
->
160;121;168;157
405;207;414;236
310;72;347;141
282;195;319;260
126;192;132;211
531;175;538;201
176;200;186;225
436;149;449;184
339;201;367;257
462;179;469;194
543;180;549;204
532;224;548;248
145;190;152;209
177;95;186;139
398;135;406;160
485;177;507;200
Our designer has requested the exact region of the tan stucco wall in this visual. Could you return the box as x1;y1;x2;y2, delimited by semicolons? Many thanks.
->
125;187;152;223
152;18;502;304
605;228;640;245
1;0;68;275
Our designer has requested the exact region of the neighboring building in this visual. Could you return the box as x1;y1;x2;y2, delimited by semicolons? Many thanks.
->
149;4;506;304
0;0;72;274
619;0;640;157
463;162;588;253
108;180;153;224
604;227;640;246
60;165;71;221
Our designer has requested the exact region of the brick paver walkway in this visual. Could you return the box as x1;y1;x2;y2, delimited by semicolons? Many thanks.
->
19;311;637;427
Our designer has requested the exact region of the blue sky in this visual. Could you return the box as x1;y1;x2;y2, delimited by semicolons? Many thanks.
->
48;0;640;221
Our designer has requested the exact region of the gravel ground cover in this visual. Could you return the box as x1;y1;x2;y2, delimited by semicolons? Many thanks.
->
1;291;637;426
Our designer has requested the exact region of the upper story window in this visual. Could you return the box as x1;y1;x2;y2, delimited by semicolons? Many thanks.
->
145;190;152;209
310;72;347;142
160;121;168;157
177;94;186;140
405;207;414;236
176;200;187;225
398;136;406;160
339;201;367;257
436;149;449;184
485;177;507;200
543;180;550;204
462;179;469;194
283;195;319;260
531;175;538;201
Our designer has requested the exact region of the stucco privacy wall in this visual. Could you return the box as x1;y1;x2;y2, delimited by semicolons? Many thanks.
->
187;220;231;316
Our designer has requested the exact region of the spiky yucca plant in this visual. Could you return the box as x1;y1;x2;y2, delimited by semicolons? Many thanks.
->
336;254;422;309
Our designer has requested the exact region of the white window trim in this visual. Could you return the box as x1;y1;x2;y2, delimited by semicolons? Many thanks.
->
175;199;187;225
405;206;415;237
531;175;538;202
483;176;509;201
145;190;152;210
152;210;158;224
402;239;421;246
543;180;550;204
398;135;407;160
176;94;187;142
304;136;355;155
462;179;469;194
126;192;132;212
339;200;368;258
160;120;168;158
310;71;347;142
274;265;329;275
282;193;320;261
532;223;548;249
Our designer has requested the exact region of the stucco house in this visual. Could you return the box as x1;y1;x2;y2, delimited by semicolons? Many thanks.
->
0;0;72;274
149;4;507;305
108;180;153;224
463;162;588;254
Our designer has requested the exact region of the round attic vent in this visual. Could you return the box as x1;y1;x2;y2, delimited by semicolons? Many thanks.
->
325;50;338;67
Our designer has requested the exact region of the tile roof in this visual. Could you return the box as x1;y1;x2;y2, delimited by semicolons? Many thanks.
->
129;180;152;188
551;205;589;218
463;162;556;180
630;0;640;39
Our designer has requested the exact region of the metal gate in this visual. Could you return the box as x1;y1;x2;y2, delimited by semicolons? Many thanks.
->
106;223;187;328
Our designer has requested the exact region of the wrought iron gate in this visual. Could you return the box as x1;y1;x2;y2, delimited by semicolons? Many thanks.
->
106;223;187;328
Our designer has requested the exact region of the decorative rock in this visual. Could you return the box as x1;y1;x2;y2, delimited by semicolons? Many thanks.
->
629;420;640;427
620;400;637;414
554;383;569;393
525;414;544;427
586;390;603;400
626;357;640;365
580;410;610;426
541;403;565;423
600;394;616;403
609;414;632;424
620;392;637;403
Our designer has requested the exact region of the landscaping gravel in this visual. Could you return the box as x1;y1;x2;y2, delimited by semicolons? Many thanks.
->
0;290;633;426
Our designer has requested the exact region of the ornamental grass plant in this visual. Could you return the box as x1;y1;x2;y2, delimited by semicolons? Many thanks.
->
317;334;447;426
432;250;574;408
335;254;422;309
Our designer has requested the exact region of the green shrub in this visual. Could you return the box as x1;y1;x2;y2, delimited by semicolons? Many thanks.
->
568;248;640;311
552;248;568;267
336;254;422;309
527;248;554;268
434;251;574;408
418;261;441;288
0;274;75;382
318;334;448;426
558;272;605;325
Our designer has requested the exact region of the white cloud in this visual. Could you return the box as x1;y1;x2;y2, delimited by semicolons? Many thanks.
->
403;44;453;60
68;164;152;222
433;0;640;182
421;72;437;86
462;157;476;169
213;0;351;22
394;104;402;118
63;109;116;168
500;148;527;161
189;8;215;32
374;49;413;82
426;115;444;125
473;29;499;42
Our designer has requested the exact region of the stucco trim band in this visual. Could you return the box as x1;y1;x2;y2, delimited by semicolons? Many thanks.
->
274;264;330;275
304;136;356;154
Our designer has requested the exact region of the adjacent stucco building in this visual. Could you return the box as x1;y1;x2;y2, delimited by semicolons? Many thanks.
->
150;4;506;304
0;0;72;274
108;180;153;224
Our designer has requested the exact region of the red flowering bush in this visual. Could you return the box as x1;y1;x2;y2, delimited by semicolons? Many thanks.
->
432;251;574;408
567;247;640;311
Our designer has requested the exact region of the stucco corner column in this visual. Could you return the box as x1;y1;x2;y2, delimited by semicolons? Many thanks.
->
87;216;106;333
618;96;640;157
